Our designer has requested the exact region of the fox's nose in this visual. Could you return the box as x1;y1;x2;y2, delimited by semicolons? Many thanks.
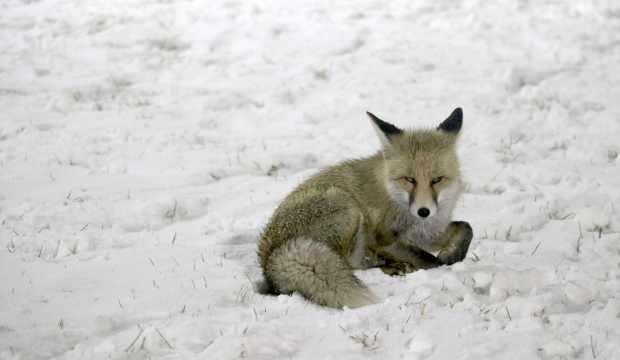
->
417;208;430;218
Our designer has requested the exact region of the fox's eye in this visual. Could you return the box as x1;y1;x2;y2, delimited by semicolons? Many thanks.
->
431;176;444;185
403;177;417;185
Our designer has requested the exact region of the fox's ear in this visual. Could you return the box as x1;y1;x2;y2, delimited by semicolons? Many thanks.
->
437;108;463;134
367;111;402;151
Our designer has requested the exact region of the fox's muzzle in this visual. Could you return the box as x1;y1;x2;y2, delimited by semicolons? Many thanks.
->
409;186;437;219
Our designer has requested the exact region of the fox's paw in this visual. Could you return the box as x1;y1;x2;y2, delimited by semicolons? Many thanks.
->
438;221;473;265
380;262;417;276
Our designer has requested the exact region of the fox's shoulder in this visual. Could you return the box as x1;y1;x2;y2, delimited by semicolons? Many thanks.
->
294;153;383;192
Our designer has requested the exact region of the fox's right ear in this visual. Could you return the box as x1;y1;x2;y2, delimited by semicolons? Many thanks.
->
367;112;402;154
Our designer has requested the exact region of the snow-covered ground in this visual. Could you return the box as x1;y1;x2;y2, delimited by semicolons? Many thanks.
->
1;0;620;359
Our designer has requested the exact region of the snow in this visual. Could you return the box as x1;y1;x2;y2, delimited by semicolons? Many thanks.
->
1;0;620;359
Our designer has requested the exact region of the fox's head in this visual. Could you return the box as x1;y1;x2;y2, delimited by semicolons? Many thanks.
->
368;108;463;220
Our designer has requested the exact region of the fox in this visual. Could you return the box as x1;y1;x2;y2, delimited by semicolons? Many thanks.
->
257;108;473;308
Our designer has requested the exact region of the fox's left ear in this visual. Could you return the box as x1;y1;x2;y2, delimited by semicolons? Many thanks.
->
437;108;463;134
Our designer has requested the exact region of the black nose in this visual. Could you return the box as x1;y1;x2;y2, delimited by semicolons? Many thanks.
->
417;208;430;218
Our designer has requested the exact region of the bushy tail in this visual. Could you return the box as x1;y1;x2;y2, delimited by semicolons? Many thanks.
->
264;237;378;308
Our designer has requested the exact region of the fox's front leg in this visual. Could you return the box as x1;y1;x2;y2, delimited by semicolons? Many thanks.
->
437;221;473;265
375;242;443;276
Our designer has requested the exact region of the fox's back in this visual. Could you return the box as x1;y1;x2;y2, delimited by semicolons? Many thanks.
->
257;154;390;268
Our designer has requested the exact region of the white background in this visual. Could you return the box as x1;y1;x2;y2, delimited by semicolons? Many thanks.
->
1;0;619;359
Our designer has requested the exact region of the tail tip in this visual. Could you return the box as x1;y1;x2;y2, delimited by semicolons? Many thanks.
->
340;288;380;309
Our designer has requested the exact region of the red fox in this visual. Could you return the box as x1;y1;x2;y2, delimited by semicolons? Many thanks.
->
258;108;473;308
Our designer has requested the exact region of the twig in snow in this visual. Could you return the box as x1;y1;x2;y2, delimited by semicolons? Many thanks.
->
243;272;254;286
209;172;221;181
401;314;413;333
349;330;380;351
80;224;89;232
6;239;16;253
165;199;178;221
235;285;252;304
405;293;431;307
70;242;78;255
576;222;583;255
125;326;145;352
590;335;597;358
54;239;62;258
404;290;416;305
171;232;177;244
505;226;513;241
505;306;512;321
530;242;541;256
155;328;174;349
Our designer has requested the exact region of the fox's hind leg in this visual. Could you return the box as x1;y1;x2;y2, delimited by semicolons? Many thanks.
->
262;188;378;308
437;221;473;265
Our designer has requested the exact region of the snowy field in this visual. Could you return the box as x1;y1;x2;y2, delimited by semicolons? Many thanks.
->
1;0;620;359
